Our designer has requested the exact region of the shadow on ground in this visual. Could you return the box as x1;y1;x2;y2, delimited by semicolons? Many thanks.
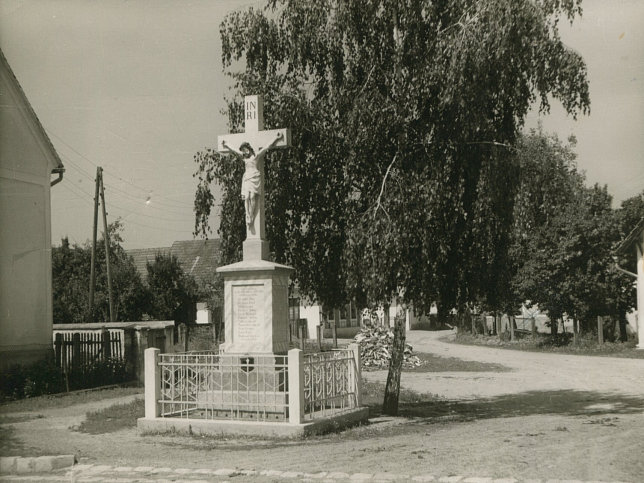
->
376;390;644;422
0;424;26;456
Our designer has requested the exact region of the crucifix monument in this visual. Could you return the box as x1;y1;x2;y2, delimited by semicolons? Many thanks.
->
217;95;291;261
216;95;294;355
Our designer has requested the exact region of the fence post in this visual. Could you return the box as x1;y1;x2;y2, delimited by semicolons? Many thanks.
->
122;328;136;379
348;342;362;407
288;349;304;424
332;319;338;348
317;325;322;351
144;348;161;419
101;326;111;359
597;316;604;344
72;333;81;373
298;324;304;350
54;333;63;368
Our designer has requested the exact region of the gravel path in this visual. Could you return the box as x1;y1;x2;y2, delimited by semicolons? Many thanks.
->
364;329;644;399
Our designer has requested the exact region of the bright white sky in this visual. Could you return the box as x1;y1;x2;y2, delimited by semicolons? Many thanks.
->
1;0;642;249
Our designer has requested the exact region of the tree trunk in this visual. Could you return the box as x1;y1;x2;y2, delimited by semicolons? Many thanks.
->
618;313;628;343
382;314;406;416
605;316;617;342
550;317;558;336
471;311;477;335
383;304;390;328
480;314;488;336
509;315;515;341
572;318;579;346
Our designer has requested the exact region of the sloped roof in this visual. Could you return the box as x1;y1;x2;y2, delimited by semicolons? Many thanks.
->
169;239;221;285
126;239;221;287
616;216;644;256
127;247;171;281
0;48;64;171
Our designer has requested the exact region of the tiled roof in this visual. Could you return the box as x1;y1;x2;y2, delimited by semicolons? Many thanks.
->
126;239;221;287
127;247;171;282
169;239;221;285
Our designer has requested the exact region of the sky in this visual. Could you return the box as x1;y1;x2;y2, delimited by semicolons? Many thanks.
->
1;0;642;250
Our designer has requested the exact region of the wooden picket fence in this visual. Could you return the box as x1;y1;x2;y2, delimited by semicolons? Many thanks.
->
54;330;123;374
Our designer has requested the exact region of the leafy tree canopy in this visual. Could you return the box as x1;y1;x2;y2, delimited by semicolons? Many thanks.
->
146;253;200;326
512;132;636;332
52;221;149;323
195;0;590;314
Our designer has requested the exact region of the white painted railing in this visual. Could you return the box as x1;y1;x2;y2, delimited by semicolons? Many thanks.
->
302;346;361;420
144;343;361;425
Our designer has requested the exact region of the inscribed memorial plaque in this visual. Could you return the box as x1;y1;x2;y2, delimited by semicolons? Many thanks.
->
232;284;263;345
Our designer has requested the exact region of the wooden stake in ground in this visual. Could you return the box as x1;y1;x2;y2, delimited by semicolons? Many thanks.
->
382;313;406;416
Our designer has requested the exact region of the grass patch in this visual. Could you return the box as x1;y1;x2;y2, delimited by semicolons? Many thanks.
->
453;332;644;358
76;398;144;434
404;352;511;372
0;386;142;414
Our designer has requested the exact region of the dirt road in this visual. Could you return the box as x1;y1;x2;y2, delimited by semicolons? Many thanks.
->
365;329;644;399
2;330;644;482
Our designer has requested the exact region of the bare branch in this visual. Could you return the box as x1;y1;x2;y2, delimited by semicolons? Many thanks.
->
373;154;397;220
464;140;515;150
358;65;377;97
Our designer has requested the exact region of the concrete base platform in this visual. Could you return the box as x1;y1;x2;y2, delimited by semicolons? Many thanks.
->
137;407;369;438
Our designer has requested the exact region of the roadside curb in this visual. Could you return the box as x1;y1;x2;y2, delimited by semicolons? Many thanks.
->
0;455;76;474
0;463;629;483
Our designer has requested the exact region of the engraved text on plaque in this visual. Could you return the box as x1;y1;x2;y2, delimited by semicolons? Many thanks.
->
232;284;263;344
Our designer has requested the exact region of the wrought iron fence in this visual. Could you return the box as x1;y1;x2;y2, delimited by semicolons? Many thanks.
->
302;349;358;420
158;352;288;421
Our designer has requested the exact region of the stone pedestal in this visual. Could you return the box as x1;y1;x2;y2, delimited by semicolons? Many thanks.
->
217;259;293;355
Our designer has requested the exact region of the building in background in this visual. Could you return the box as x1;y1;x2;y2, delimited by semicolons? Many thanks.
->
128;238;221;324
0;50;64;368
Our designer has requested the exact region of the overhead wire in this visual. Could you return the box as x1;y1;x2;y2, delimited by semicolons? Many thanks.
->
47;129;197;212
54;152;196;226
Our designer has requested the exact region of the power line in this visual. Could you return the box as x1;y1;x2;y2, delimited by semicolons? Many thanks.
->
47;129;197;210
56;155;192;222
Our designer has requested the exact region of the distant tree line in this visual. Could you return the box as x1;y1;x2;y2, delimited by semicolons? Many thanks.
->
504;128;640;339
51;221;200;326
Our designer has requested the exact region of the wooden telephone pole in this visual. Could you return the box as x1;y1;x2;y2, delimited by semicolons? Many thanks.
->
88;167;115;322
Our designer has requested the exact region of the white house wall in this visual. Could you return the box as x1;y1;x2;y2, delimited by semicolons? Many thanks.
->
0;53;58;367
300;304;320;340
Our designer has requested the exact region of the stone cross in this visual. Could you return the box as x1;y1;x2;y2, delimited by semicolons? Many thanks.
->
217;95;290;261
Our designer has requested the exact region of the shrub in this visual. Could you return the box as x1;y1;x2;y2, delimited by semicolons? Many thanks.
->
354;322;421;369
0;358;65;401
0;356;132;402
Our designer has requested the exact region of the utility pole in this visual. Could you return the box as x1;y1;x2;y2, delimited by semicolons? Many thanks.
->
88;167;100;319
88;167;115;322
99;169;115;322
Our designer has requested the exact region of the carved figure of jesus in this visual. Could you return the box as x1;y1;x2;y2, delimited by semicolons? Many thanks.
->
222;131;283;227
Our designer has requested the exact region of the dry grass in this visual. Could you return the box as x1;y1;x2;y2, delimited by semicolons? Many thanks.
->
453;332;644;359
76;398;144;434
0;386;142;414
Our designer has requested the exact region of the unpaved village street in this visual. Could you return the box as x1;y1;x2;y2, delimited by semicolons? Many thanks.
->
365;330;644;398
2;330;644;482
